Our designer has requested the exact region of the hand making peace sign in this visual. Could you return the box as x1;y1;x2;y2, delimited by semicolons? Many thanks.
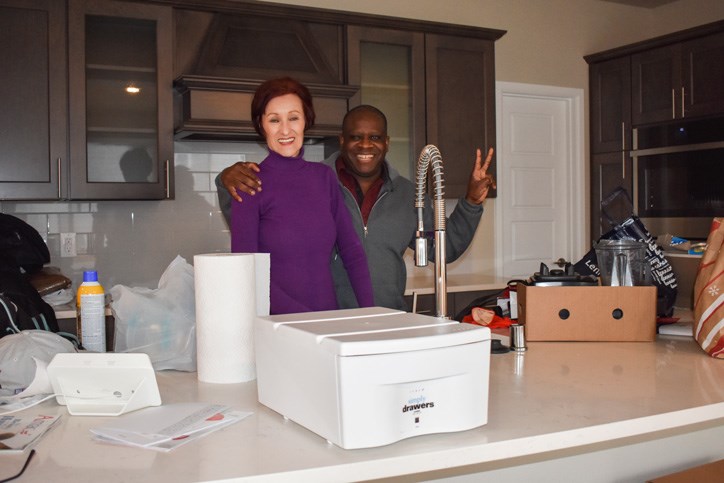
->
464;147;496;205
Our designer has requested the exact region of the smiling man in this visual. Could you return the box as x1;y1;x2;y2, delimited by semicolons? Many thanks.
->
216;104;495;310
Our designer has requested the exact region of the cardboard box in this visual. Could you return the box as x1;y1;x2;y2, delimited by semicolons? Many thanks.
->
664;252;702;309
647;458;724;482
517;284;657;342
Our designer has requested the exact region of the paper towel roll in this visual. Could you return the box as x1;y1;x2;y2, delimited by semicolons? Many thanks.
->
194;253;270;383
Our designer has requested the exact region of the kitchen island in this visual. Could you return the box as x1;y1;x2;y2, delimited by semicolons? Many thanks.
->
3;334;723;482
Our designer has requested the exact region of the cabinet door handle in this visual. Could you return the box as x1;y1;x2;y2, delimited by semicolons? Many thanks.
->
57;157;62;199
165;159;170;199
621;122;626;179
671;89;676;119
681;86;685;118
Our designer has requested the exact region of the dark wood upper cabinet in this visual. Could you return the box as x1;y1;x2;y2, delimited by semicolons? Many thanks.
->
1;0;173;201
590;57;632;154
2;0;504;201
682;31;724;119
68;0;173;199
631;26;724;125
0;0;66;200
346;28;498;199
631;44;681;125
346;26;426;181
425;34;497;199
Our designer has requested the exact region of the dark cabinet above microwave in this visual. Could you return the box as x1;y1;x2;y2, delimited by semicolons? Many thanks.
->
586;20;724;131
631;30;724;125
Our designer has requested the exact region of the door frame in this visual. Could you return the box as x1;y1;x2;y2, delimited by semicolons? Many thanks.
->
494;81;587;277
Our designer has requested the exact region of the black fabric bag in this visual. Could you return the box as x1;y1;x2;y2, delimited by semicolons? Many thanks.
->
0;213;50;274
0;262;61;338
574;187;678;317
0;214;70;342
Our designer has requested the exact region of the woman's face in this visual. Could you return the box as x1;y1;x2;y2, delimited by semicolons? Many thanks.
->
261;93;305;158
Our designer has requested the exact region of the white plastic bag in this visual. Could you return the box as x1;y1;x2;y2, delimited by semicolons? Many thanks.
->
110;256;196;371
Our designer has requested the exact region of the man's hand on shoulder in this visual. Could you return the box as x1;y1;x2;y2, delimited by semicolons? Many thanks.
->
221;162;262;203
465;147;496;205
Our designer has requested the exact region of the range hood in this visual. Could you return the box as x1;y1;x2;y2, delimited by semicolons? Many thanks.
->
174;76;358;141
173;9;358;141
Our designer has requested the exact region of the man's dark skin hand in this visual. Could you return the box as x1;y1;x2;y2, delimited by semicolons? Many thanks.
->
465;147;496;205
220;161;262;203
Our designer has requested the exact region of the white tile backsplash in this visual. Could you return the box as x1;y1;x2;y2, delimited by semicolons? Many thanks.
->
2;140;494;298
0;141;330;292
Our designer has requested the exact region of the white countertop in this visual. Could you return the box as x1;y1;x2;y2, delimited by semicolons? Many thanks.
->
4;333;723;482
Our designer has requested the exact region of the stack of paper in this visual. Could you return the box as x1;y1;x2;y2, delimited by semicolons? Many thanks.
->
91;403;251;452
0;414;61;452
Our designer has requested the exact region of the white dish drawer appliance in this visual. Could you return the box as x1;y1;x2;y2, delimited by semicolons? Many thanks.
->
255;307;491;449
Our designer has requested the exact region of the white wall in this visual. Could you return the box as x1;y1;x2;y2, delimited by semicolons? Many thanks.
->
2;0;723;290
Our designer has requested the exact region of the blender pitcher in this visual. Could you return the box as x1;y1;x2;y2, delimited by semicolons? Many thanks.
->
594;239;648;286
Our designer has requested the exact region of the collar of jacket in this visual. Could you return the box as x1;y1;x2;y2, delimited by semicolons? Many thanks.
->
323;151;398;194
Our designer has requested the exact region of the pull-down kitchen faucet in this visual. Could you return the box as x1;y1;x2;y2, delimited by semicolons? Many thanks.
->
414;145;447;318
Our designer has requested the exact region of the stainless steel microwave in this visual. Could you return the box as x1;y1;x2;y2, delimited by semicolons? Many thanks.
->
631;117;724;240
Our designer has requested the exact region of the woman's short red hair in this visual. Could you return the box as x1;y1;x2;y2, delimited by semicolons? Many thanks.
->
251;77;315;138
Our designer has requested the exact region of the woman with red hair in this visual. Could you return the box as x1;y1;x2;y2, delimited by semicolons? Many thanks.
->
231;77;373;315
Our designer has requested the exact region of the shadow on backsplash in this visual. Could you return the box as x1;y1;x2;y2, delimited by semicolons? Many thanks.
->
1;141;325;293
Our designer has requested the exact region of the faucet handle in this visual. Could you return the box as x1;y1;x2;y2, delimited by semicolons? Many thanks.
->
415;233;428;267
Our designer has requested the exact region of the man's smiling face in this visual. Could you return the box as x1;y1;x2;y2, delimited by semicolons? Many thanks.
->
338;110;390;182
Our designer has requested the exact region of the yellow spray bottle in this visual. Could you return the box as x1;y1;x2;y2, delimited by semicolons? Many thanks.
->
76;270;106;352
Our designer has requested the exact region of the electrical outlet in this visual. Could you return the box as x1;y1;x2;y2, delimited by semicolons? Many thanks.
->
60;232;77;257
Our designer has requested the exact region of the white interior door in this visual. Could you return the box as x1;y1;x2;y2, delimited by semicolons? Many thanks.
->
495;82;586;279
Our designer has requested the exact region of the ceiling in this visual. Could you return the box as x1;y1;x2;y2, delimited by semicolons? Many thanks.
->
599;0;680;7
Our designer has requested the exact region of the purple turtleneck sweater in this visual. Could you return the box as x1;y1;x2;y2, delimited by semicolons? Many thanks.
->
231;149;374;315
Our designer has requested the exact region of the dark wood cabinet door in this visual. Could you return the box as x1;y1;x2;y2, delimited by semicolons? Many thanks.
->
590;57;632;154
682;31;724;119
590;152;633;241
68;0;173;200
0;0;66;200
631;44;681;125
425;34;496;199
346;25;426;181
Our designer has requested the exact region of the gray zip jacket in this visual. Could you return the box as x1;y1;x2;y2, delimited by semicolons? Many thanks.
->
215;154;483;311
324;154;482;311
